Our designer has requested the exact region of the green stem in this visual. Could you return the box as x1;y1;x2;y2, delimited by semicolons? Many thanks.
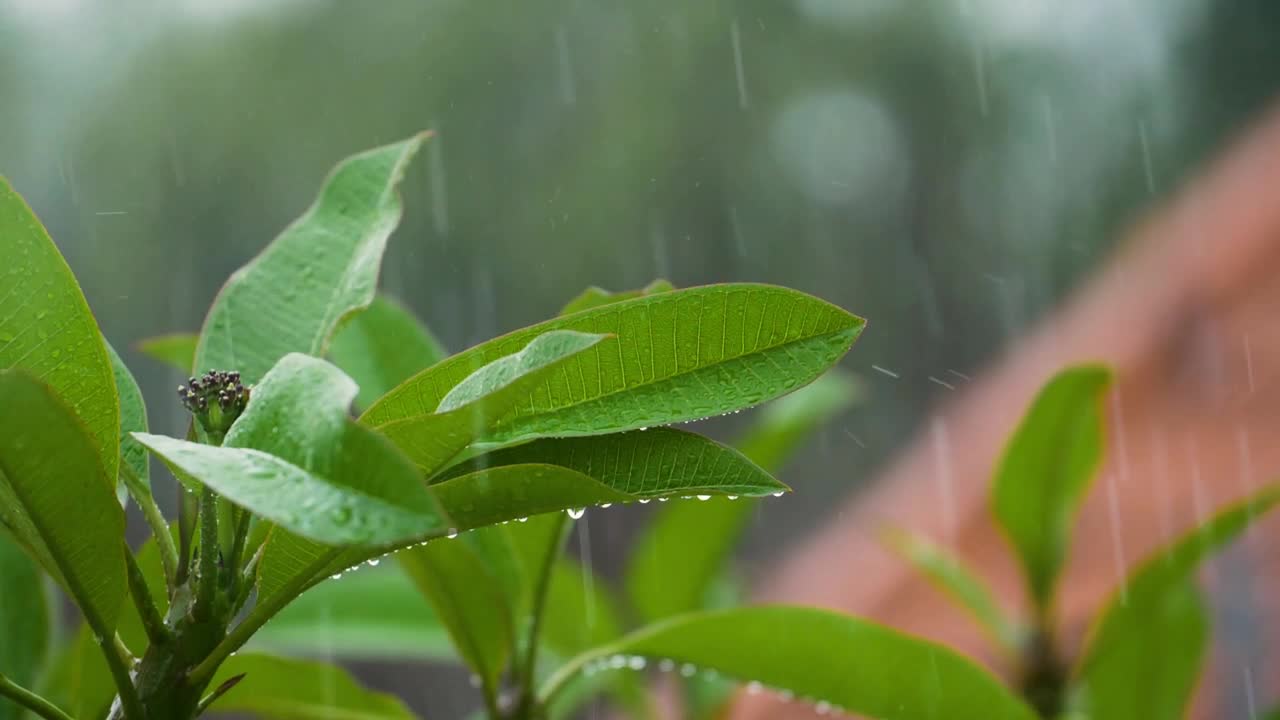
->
121;462;178;589
515;514;573;718
124;544;170;647
0;673;75;720
94;629;143;720
187;547;345;688
195;486;220;619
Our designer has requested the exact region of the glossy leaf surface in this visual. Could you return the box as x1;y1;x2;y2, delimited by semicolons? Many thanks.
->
438;427;787;499
137;354;446;546
0;370;126;631
195;133;429;384
375;330;608;474
543;606;1038;720
0;177;119;491
364;284;863;445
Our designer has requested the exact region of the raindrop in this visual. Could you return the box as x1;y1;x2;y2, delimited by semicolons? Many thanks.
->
330;572;343;580
446;529;459;539
627;656;646;670
367;558;380;567
771;491;785;498
696;494;711;501
679;663;697;677
727;495;739;500
517;516;529;523
567;507;586;519
746;681;763;694
600;503;612;509
639;499;651;504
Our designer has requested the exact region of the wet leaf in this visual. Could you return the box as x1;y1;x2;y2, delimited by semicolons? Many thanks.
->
1072;484;1280;720
626;372;856;623
363;284;864;445
437;427;788;500
328;294;448;411
251;563;453;662
883;529;1021;654
376;330;610;475
0;177;119;494
991;365;1112;609
253;333;606;604
106;340;150;505
542;606;1038;720
0;370;126;632
195;133;430;385
137;354;446;548
0;533;50;720
399;538;514;693
136;332;197;373
209;653;416;719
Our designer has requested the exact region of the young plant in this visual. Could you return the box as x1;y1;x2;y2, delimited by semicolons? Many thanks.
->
232;284;859;719
0;131;864;720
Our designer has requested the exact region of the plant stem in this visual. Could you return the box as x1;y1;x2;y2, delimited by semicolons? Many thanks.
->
514;514;574;719
195;486;220;619
121;462;178;589
187;547;345;688
124;544;170;646
94;629;144;720
0;673;75;720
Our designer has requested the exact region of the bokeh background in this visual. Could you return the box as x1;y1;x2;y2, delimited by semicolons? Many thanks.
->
2;0;1278;717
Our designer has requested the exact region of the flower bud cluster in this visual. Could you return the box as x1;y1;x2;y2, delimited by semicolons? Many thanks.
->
178;370;250;436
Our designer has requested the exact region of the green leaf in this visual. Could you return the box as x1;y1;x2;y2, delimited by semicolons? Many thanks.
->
0;533;50;720
209;653;416;719
1072;484;1280;720
438;427;788;499
0;177;120;496
1069;581;1207;720
251;563;453;661
991;365;1112;609
1263;706;1280;720
263;428;782;616
194;133;430;385
559;279;675;316
626;372;856;623
0;370;126;632
398;539;514;693
252;333;605;604
364;284;864;445
136;333;197;373
140;353;446;548
375;329;610;474
135;434;445;547
542;606;1038;720
106;341;150;505
882;529;1021;654
328;294;448;411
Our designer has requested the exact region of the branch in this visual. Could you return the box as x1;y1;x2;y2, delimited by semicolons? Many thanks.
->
120;461;178;589
124;544;170;647
0;673;75;720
